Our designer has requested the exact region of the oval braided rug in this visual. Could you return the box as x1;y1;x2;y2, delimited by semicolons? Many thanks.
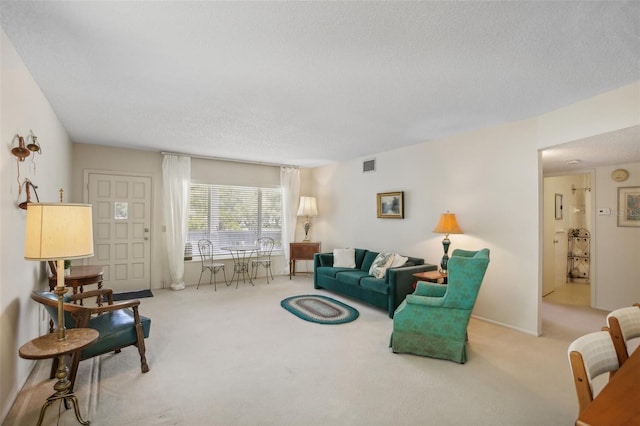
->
280;295;359;324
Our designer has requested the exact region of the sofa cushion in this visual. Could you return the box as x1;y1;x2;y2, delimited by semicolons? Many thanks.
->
333;248;355;268
354;249;367;269
317;266;356;278
361;251;379;272
336;270;370;286
390;254;409;268
369;252;395;278
360;276;390;294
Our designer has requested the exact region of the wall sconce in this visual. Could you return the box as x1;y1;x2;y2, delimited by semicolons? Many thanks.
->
26;130;41;154
11;135;30;161
11;132;42;192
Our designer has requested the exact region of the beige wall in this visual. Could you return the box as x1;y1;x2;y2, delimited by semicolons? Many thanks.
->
311;118;541;334
0;30;74;420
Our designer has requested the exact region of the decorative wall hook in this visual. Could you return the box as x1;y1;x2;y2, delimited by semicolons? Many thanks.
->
18;179;40;210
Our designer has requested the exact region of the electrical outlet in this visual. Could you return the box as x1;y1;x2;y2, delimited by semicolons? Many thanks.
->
597;208;611;216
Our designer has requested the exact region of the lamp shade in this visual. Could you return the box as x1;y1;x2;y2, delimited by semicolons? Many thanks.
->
297;196;318;217
25;203;94;260
433;212;463;235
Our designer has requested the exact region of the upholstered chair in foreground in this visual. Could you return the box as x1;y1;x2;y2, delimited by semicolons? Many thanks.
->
390;248;490;363
32;289;151;390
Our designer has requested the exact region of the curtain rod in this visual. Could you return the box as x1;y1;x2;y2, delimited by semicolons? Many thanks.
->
160;151;299;169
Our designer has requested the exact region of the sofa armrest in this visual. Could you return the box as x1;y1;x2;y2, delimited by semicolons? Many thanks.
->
387;263;437;318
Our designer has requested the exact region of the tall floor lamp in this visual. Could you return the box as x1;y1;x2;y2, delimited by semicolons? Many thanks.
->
297;196;318;242
433;212;463;273
24;202;95;424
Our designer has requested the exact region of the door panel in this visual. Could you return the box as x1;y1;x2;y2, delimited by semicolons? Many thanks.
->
88;173;151;292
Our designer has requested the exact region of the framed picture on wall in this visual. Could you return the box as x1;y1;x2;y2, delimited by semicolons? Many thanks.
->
617;186;640;227
377;191;404;219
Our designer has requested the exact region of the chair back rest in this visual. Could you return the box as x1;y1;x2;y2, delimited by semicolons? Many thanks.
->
256;237;275;258
442;248;490;309
30;290;90;329
606;304;640;364
568;330;619;414
198;239;214;263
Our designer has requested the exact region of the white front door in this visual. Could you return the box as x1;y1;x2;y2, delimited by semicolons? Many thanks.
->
87;172;152;292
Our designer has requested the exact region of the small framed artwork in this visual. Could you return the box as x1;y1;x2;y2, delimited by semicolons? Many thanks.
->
377;191;404;219
617;186;640;227
554;194;563;220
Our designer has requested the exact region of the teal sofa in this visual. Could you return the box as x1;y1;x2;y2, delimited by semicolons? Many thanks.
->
390;248;490;363
313;249;437;318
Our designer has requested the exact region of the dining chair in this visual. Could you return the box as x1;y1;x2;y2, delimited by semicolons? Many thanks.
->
251;237;275;284
605;303;640;366
197;239;228;290
32;289;151;391
568;330;619;415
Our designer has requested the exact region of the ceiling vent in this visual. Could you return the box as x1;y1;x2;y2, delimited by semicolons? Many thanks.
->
363;159;376;173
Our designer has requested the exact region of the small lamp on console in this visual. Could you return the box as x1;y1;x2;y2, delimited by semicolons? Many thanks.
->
297;196;318;242
433;211;463;273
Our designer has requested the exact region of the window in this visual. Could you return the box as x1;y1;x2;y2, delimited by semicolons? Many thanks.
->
187;183;282;257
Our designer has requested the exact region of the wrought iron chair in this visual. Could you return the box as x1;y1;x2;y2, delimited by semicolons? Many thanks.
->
32;289;151;391
251;237;275;284
197;239;228;290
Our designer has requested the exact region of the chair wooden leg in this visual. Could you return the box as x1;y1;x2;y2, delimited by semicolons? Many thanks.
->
68;351;82;392
135;322;149;373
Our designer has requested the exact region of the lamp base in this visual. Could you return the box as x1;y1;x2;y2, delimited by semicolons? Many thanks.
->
439;235;451;273
36;355;90;426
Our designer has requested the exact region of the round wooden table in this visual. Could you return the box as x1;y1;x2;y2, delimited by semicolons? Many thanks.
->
19;328;99;426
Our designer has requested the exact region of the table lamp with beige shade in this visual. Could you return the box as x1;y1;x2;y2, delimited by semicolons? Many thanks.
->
433;212;463;273
23;201;95;425
297;196;318;242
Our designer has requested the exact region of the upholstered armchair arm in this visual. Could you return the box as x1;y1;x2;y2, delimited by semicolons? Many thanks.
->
405;294;446;307
413;281;447;297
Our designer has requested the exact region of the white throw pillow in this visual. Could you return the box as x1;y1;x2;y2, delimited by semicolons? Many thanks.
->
369;252;395;279
333;248;356;268
390;254;409;268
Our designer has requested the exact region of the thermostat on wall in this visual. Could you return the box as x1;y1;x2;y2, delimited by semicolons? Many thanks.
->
597;208;611;216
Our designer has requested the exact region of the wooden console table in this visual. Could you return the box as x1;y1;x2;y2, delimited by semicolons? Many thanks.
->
48;263;104;296
289;242;321;279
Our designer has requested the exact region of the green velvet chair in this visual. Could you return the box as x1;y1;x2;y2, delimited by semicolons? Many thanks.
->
32;288;151;390
390;248;490;363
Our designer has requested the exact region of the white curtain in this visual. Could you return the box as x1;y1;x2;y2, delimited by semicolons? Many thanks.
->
162;155;191;290
280;167;300;274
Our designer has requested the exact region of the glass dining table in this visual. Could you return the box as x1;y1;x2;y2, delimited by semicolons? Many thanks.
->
222;246;258;288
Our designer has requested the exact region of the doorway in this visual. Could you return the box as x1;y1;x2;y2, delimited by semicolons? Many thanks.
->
542;173;593;307
85;171;152;292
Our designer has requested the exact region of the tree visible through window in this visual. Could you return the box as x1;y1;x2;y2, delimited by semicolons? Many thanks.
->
187;183;282;257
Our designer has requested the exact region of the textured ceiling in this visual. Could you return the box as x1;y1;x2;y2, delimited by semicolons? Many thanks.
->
1;1;639;169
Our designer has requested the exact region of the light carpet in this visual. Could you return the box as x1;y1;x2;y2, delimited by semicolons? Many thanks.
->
3;276;609;426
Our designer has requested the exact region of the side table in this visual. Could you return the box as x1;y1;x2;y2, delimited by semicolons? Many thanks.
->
19;328;99;426
289;242;321;279
412;270;448;288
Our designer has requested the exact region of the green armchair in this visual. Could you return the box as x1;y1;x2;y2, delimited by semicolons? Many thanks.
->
32;289;151;390
390;248;490;363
